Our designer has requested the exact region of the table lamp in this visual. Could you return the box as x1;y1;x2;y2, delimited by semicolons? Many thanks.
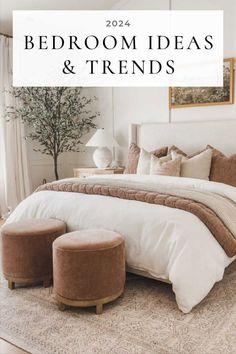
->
86;128;119;168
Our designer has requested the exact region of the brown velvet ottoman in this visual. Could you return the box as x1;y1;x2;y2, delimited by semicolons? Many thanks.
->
53;229;125;314
1;219;66;289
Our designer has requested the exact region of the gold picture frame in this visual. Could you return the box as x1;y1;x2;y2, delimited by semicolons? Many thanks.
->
169;58;234;109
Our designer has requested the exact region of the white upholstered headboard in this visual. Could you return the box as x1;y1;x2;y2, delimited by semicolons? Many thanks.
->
129;121;236;155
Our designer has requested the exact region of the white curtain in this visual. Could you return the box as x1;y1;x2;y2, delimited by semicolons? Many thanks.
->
0;35;32;215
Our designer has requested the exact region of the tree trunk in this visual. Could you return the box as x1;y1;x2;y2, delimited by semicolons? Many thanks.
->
54;154;59;180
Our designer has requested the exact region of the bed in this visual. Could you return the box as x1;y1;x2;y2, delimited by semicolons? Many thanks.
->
6;120;236;313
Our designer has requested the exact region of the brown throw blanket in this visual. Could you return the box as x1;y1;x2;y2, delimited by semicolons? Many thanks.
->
36;178;236;257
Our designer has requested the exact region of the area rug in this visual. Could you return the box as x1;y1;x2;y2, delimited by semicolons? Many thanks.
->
1;264;236;354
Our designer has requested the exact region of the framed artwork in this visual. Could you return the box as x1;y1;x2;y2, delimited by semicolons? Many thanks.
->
169;58;234;109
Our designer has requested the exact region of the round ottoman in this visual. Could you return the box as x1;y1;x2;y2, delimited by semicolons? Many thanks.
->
53;229;125;314
1;219;66;289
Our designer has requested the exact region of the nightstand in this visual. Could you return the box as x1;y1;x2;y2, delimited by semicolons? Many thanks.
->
73;167;125;178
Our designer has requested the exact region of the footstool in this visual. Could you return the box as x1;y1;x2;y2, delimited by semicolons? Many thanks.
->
53;229;125;314
1;219;66;289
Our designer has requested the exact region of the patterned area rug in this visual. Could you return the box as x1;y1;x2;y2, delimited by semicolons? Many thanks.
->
1;263;236;354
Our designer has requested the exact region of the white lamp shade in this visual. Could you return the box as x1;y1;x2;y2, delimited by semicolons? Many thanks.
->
86;129;119;147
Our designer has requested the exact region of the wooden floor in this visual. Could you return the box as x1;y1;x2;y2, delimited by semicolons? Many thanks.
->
0;338;29;354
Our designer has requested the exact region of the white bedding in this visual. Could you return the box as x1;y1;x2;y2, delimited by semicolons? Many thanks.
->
7;175;236;313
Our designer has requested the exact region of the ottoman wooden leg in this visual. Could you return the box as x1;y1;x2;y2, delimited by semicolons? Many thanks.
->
96;303;103;315
43;278;51;288
58;302;67;311
8;280;15;290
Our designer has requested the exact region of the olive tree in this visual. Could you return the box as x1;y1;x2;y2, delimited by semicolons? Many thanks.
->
6;87;98;180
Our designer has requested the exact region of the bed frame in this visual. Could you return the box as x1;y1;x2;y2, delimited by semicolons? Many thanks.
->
127;120;236;282
129;120;236;156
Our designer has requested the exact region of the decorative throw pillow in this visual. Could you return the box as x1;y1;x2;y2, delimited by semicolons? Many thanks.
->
171;149;212;180
137;148;171;175
137;148;152;175
169;145;206;158
124;143;168;174
152;146;168;158
168;145;187;157
124;143;140;174
150;155;181;176
207;145;236;187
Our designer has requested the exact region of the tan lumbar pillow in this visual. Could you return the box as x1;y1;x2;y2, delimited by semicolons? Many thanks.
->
171;149;212;180
150;154;181;176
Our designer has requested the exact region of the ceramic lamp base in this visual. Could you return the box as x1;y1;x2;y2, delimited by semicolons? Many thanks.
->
93;147;112;168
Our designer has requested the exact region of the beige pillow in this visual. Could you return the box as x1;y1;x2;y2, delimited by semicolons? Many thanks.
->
171;149;212;180
137;148;171;174
124;143;168;174
150;155;181;176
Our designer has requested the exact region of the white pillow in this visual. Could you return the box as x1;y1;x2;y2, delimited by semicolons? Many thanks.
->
136;148;151;174
171;149;212;180
137;148;171;175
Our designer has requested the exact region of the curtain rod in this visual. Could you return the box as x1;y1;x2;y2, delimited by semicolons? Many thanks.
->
0;32;12;38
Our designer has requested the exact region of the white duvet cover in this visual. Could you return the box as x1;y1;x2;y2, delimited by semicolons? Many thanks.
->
7;175;236;313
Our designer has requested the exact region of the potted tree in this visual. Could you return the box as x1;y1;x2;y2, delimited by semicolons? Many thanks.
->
6;87;98;180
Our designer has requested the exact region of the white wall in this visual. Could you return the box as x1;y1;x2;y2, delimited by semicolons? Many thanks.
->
171;0;236;123
0;0;117;188
1;0;235;188
64;88;114;179
0;0;118;35
82;0;236;169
